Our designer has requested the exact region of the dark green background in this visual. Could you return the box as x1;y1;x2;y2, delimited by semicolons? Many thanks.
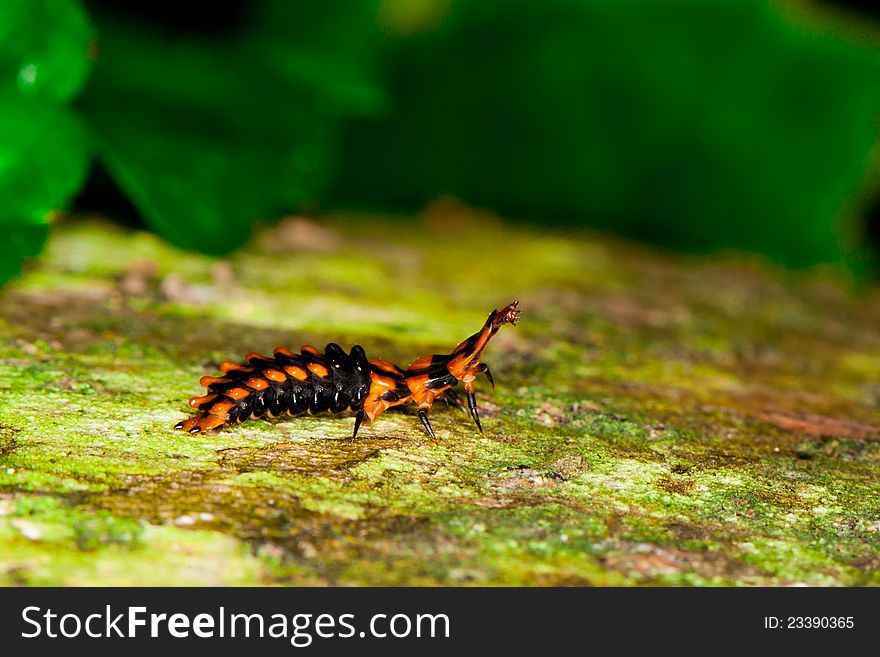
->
1;0;879;286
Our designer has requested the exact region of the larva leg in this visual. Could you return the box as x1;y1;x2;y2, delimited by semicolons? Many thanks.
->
443;388;467;413
352;409;365;440
466;387;483;433
417;409;436;439
475;363;494;390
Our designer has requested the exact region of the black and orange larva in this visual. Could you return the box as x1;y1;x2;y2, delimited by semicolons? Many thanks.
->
174;301;520;439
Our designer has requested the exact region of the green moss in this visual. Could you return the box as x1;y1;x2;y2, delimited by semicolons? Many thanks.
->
0;492;271;585
0;212;878;585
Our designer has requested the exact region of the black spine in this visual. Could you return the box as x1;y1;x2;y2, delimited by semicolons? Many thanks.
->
203;344;373;425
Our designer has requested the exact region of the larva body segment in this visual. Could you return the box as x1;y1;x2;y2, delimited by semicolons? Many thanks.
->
174;301;520;438
176;343;375;433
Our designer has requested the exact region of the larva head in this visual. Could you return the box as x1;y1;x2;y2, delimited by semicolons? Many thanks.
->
447;301;521;383
490;300;520;329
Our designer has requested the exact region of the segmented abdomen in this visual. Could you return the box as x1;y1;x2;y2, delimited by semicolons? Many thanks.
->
175;343;374;434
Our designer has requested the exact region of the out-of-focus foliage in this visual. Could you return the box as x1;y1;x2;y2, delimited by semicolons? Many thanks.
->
0;0;92;286
79;1;386;254
339;0;880;270
0;0;878;286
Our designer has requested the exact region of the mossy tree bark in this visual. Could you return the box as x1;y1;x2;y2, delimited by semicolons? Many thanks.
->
1;209;878;585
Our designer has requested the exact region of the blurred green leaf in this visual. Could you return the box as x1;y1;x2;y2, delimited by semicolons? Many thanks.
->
0;0;93;287
0;99;90;286
0;222;50;286
247;0;388;116
0;0;93;102
80;6;385;254
337;0;880;270
84;94;335;255
0;98;90;223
